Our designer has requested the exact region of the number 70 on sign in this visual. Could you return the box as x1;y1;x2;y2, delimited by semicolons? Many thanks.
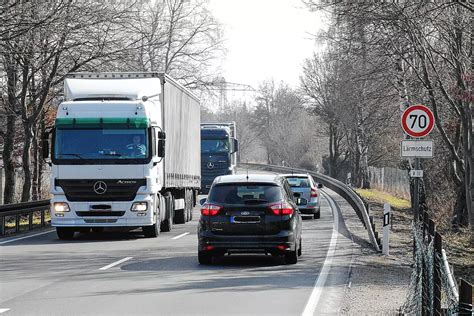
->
401;105;434;138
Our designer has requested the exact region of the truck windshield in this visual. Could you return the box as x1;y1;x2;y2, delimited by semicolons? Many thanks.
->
54;128;149;162
201;139;230;153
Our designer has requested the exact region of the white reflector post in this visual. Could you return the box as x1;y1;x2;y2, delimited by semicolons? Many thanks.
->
383;203;390;255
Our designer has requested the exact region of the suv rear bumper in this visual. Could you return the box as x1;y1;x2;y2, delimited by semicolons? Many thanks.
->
198;230;297;253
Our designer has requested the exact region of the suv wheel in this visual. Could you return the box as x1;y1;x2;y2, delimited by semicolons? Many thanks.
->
298;238;302;257
314;209;321;219
285;243;298;264
198;251;212;265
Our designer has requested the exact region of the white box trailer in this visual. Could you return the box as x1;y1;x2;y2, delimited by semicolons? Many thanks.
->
47;72;200;239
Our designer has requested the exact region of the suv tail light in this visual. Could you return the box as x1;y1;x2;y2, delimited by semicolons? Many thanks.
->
201;204;222;216
269;202;294;215
310;188;318;198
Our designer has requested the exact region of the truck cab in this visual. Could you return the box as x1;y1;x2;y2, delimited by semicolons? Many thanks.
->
46;73;200;239
200;123;238;194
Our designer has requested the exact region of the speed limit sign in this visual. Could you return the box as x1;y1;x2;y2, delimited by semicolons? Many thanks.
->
401;105;434;138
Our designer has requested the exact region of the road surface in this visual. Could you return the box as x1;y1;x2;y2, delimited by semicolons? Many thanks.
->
0;189;355;316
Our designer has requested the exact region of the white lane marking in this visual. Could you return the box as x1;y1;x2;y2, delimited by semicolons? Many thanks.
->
302;190;339;316
98;257;132;270
0;229;55;245
171;232;190;240
0;308;10;313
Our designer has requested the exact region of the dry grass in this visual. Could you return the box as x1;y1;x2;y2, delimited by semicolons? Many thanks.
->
355;188;411;209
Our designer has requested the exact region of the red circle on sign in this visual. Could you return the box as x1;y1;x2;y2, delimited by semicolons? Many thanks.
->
401;105;434;138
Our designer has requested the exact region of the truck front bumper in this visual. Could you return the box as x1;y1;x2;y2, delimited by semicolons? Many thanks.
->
50;195;155;227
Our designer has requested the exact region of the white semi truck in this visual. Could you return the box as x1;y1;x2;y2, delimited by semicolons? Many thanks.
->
45;73;200;239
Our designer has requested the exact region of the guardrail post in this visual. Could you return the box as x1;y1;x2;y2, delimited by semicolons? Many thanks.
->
15;214;20;233
433;232;442;315
459;279;473;314
0;215;4;236
29;212;33;230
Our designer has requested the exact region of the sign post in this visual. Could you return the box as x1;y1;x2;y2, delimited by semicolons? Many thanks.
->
400;104;434;222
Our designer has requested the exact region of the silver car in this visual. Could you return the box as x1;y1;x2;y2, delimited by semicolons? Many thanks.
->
282;174;322;219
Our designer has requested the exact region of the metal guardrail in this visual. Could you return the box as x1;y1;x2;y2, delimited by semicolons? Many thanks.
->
238;162;381;252
0;199;51;236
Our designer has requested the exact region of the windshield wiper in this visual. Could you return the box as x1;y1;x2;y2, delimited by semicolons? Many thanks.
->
243;198;268;204
58;153;87;160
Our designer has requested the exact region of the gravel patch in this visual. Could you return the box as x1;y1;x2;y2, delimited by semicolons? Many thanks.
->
325;190;412;314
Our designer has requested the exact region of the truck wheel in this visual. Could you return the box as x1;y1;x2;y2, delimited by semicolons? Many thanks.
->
57;227;75;240
174;209;186;224
198;251;212;265
143;223;160;238
160;193;173;232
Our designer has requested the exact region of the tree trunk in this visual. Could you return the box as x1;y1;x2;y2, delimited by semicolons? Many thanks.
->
32;127;39;201
2;116;17;204
21;124;34;202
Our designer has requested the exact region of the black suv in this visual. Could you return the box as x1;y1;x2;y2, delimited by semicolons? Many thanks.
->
198;174;303;264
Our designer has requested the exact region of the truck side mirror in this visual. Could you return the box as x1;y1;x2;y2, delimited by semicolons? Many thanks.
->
158;140;165;158
232;138;239;154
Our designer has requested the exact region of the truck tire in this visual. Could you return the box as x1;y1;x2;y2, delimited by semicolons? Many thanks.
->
143;223;160;238
57;227;75;240
174;208;186;224
185;190;191;222
160;193;173;232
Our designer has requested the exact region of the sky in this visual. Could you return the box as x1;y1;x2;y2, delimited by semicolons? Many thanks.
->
208;0;326;91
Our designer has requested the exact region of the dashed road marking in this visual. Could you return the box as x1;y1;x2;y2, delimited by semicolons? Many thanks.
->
98;257;133;270
0;229;55;245
0;308;10;314
171;232;190;240
301;190;339;316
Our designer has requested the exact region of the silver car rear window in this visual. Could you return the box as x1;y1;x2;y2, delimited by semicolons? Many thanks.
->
286;177;310;188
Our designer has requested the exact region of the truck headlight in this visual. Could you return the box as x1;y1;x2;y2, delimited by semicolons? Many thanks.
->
53;202;70;212
131;202;148;212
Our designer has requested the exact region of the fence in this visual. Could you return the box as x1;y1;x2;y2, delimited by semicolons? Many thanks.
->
0;200;50;236
368;166;410;199
402;210;473;314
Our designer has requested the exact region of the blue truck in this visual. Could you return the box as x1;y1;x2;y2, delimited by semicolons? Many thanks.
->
200;122;238;194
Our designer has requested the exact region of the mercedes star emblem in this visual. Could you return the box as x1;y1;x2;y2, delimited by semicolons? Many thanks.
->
93;181;107;195
207;162;215;169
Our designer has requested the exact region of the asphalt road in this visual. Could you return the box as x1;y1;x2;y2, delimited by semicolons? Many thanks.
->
0;189;355;316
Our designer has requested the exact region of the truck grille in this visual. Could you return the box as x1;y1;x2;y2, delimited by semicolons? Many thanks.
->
201;161;229;176
55;179;146;202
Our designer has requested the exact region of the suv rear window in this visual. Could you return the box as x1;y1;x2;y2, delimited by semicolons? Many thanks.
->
208;184;283;204
286;177;310;188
